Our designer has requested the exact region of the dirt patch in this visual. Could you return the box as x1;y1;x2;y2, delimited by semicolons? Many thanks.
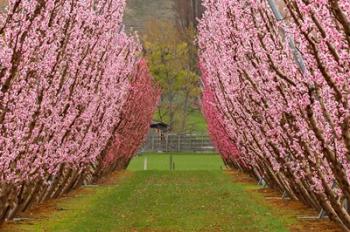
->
228;170;344;232
0;170;129;232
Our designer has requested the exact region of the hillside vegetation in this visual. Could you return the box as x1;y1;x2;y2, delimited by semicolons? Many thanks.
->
0;0;6;9
124;0;175;32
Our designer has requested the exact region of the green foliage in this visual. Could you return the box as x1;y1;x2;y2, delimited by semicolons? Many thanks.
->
124;0;204;134
143;20;201;132
187;109;208;133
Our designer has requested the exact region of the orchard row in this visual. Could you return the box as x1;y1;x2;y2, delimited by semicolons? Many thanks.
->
0;0;159;221
199;0;350;230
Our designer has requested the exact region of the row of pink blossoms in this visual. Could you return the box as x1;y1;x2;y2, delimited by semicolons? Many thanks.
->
0;0;159;221
199;0;350;229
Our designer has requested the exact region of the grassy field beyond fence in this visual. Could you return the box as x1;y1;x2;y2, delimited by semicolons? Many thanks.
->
128;152;224;171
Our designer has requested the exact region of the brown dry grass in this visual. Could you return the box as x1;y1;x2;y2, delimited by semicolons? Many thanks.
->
227;169;345;232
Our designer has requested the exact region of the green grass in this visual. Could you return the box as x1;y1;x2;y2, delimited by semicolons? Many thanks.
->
4;154;295;232
187;110;208;134
128;153;223;171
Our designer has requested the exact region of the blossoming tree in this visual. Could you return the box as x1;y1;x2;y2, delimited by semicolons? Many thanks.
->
0;0;159;221
199;0;350;229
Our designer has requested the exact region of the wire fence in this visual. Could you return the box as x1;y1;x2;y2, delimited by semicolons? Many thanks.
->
140;134;216;153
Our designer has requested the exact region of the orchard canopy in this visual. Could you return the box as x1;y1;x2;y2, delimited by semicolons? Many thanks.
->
1;0;350;230
199;0;350;229
0;0;159;221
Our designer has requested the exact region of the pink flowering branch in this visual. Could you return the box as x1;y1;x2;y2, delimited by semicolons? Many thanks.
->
198;0;350;228
0;0;158;221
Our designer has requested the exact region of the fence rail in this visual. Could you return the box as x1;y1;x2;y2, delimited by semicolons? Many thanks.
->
141;134;216;153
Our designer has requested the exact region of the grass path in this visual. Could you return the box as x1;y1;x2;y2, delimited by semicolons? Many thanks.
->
4;170;294;232
127;153;224;171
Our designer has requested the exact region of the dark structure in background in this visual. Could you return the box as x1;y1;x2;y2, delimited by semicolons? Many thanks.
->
149;121;169;150
142;122;214;153
150;121;170;141
150;122;170;132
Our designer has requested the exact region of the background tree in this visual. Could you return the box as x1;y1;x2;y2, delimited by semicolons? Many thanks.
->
143;20;200;132
123;0;206;134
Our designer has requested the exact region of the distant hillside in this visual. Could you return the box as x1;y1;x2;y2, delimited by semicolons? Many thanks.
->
0;1;174;31
124;0;175;32
0;0;6;10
